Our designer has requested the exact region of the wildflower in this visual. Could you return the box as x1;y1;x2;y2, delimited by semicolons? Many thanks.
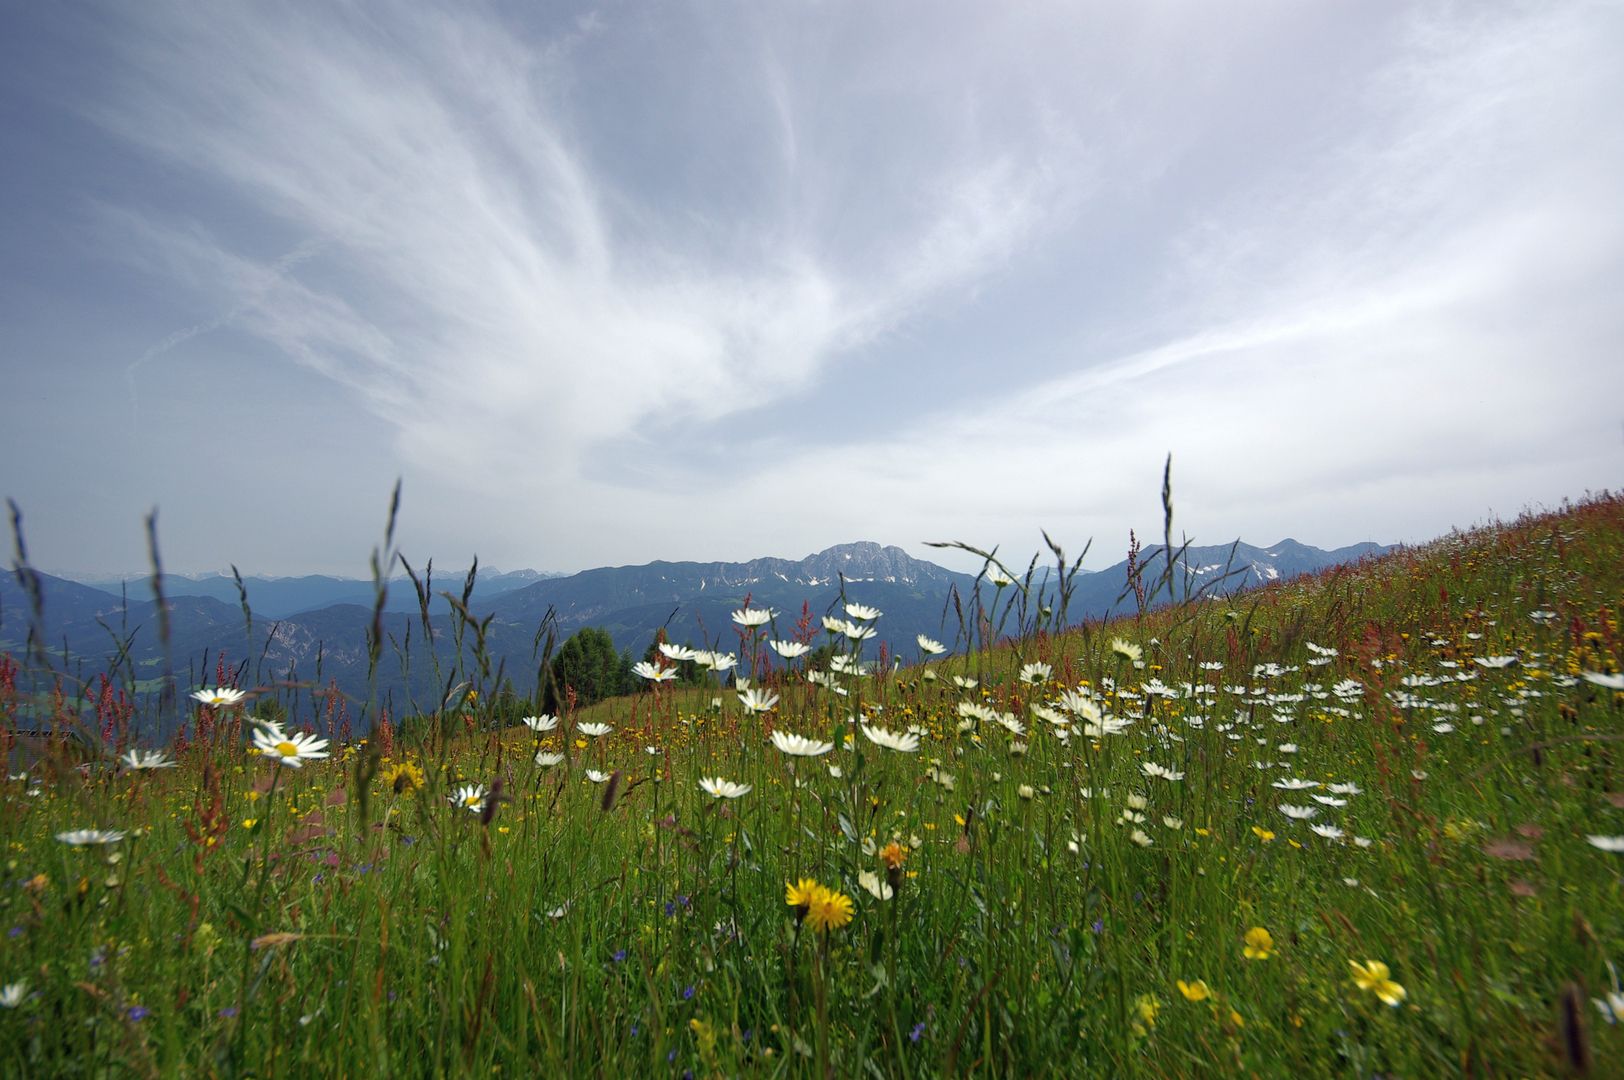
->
1142;762;1184;782
382;761;425;794
770;640;810;659
119;748;177;771
1129;829;1154;847
1587;835;1624;853
576;722;613;738
0;981;24;1008
56;829;126;846
698;777;751;799
252;729;331;768
448;784;488;813
697;651;738;672
1474;656;1518;669
1177;979;1212;1002
731;606;775;627
985;565;1014;588
844;602;883;622
805;885;854;932
878;841;908;870
917;635;946;656
1019;662;1052;685
191;687;246;707
861;724;919;753
1017;785;1035;800
1132;994;1160;1034
994;713;1027;738
737;688;779;714
521;715;560;732
951;675;978;690
1252;826;1276;843
1349;960;1407;1006
1310;824;1346;840
1582;672;1624;691
1110;639;1144;664
1280;804;1318;821
584;770;612;783
785;878;819;920
770;731;833;757
658;642;698;662
632;661;677;682
1328;781;1363;795
858;870;893;900
534;751;565;768
1243;927;1274;960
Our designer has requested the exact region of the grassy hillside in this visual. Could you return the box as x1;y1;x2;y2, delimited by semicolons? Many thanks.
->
2;494;1621;1076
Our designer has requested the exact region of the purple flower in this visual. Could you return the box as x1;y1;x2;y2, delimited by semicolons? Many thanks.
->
1091;919;1104;935
218;1007;238;1019
910;1022;926;1043
127;1005;150;1022
611;949;627;963
682;985;695;1001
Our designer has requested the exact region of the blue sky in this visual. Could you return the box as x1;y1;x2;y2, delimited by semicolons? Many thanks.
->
2;1;1620;578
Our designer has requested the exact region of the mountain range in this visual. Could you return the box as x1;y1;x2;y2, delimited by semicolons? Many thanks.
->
1;536;1391;730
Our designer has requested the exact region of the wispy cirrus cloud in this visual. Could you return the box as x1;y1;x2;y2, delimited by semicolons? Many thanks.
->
96;2;1071;486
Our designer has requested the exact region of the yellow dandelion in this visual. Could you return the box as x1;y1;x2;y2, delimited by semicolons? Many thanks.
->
805;885;854;932
1243;927;1274;961
382;761;425;795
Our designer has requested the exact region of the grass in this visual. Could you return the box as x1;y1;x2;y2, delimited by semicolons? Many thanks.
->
2;493;1623;1076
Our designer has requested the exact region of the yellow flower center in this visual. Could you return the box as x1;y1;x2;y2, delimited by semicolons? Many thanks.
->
463;795;480;806
275;741;298;757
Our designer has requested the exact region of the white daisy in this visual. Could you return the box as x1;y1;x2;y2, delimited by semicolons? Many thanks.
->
1280;804;1318;821
698;777;751;799
737;688;780;714
190;687;246;708
860;724;919;753
1019;662;1053;685
770;731;834;757
844;602;883;622
120;749;177;771
1587;835;1624;853
521;714;560;732
632;661;677;682
731;607;774;628
448;783;488;813
533;752;565;768
917;635;947;656
252;729;330;768
576;722;613;738
56;829;126;846
770;640;810;659
658;641;699;662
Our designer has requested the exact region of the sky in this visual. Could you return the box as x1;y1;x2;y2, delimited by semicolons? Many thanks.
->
2;1;1621;580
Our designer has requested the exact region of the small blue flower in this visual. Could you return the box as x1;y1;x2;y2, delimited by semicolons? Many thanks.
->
910;1021;926;1043
218;1006;238;1019
127;1005;150;1022
682;984;695;1001
612;949;627;963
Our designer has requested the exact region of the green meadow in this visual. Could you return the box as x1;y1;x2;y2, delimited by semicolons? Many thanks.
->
3;494;1623;1077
